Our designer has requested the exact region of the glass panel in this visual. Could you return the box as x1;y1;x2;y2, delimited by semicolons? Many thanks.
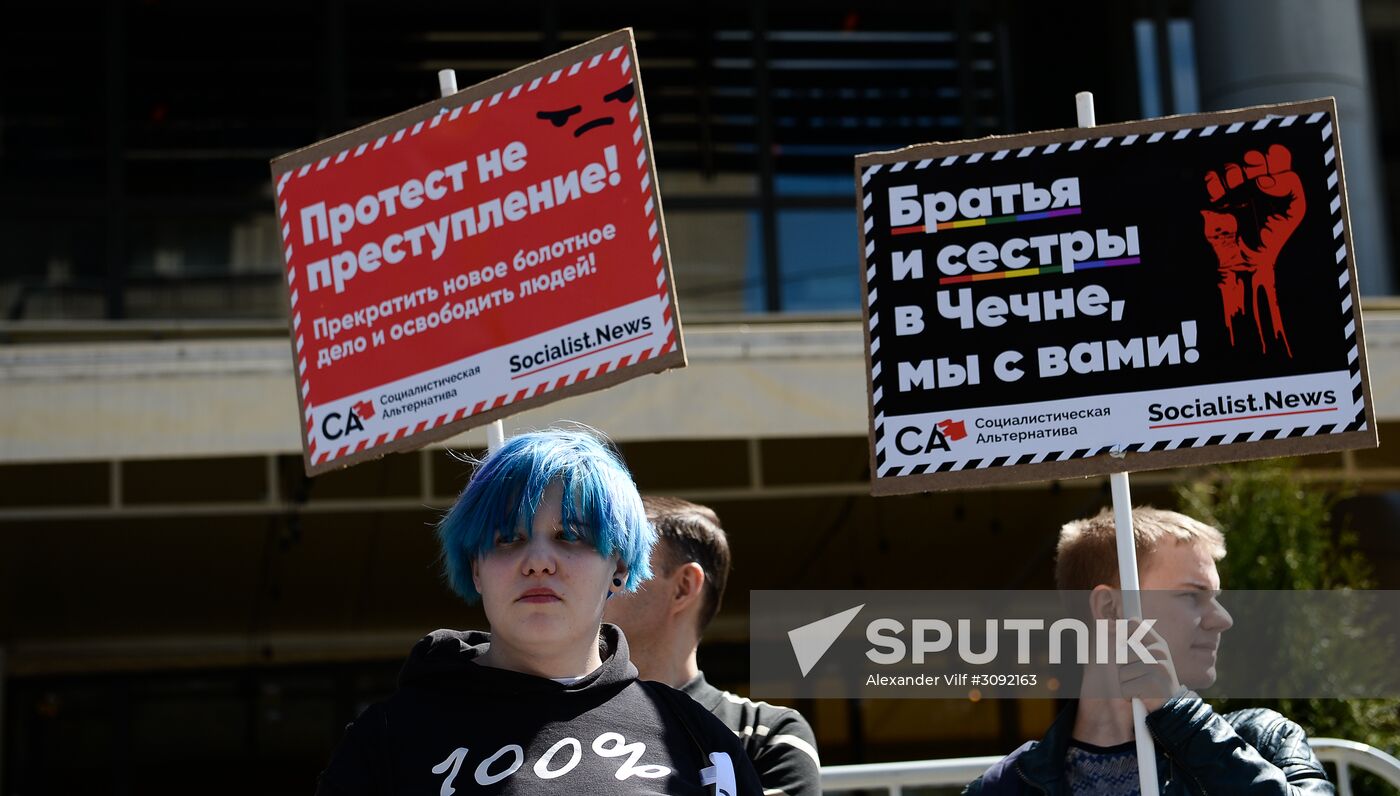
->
1134;18;1200;119
772;209;861;312
1134;19;1163;119
1169;19;1201;114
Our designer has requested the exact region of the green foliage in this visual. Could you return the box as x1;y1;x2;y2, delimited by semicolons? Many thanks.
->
1177;459;1372;590
1177;459;1399;794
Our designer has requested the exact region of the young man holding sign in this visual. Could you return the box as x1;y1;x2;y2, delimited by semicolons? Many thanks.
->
965;508;1332;795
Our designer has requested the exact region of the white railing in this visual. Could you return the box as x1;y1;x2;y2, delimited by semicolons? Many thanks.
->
818;738;1400;794
1312;738;1400;796
819;756;1001;794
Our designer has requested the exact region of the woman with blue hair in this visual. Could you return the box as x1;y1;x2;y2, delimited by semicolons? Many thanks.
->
315;429;762;795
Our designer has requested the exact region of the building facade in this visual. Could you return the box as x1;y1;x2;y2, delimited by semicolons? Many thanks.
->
4;2;1400;792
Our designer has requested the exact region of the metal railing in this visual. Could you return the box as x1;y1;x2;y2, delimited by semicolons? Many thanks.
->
1313;739;1400;796
819;756;999;794
818;738;1400;794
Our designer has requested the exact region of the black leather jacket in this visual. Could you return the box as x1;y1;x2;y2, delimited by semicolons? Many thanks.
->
964;694;1334;795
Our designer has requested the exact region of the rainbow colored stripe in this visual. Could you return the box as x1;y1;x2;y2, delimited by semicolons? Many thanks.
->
891;206;1082;236
938;257;1141;285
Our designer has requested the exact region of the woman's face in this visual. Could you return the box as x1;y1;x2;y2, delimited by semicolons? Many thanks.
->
471;480;623;653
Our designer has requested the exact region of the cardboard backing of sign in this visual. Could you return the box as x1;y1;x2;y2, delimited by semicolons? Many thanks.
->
855;98;1376;494
271;30;684;476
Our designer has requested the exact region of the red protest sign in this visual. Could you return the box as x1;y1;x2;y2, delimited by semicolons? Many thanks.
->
271;30;684;476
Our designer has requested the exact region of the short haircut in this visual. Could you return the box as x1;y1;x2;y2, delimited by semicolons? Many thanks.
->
1055;506;1226;591
437;430;655;604
643;496;731;635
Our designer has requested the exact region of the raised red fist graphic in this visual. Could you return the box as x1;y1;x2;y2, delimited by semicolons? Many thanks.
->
352;399;375;419
1200;143;1305;358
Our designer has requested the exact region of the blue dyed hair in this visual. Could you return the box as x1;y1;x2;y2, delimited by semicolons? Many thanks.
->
437;429;655;604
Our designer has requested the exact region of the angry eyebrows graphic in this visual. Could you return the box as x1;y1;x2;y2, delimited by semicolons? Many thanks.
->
536;82;635;138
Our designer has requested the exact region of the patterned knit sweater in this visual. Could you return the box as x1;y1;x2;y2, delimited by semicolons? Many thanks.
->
1065;740;1146;796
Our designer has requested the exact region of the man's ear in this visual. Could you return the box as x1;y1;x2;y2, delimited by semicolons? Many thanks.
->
471;558;482;597
612;557;629;589
672;562;706;615
1089;584;1121;622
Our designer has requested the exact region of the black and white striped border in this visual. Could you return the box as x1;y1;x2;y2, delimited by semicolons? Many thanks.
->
863;112;1367;480
862;166;890;473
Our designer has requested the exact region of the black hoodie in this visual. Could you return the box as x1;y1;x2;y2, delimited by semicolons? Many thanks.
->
316;624;763;795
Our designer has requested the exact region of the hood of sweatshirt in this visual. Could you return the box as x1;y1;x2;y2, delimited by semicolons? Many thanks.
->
317;623;767;794
396;622;638;698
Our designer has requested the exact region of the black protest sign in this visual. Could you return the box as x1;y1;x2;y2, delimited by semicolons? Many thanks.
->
856;98;1376;494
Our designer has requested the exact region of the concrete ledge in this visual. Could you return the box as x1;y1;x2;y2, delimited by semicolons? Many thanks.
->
2;312;1398;463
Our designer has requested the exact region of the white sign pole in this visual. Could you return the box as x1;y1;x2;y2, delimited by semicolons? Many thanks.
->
1076;90;1160;796
439;68;506;455
1111;471;1160;795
